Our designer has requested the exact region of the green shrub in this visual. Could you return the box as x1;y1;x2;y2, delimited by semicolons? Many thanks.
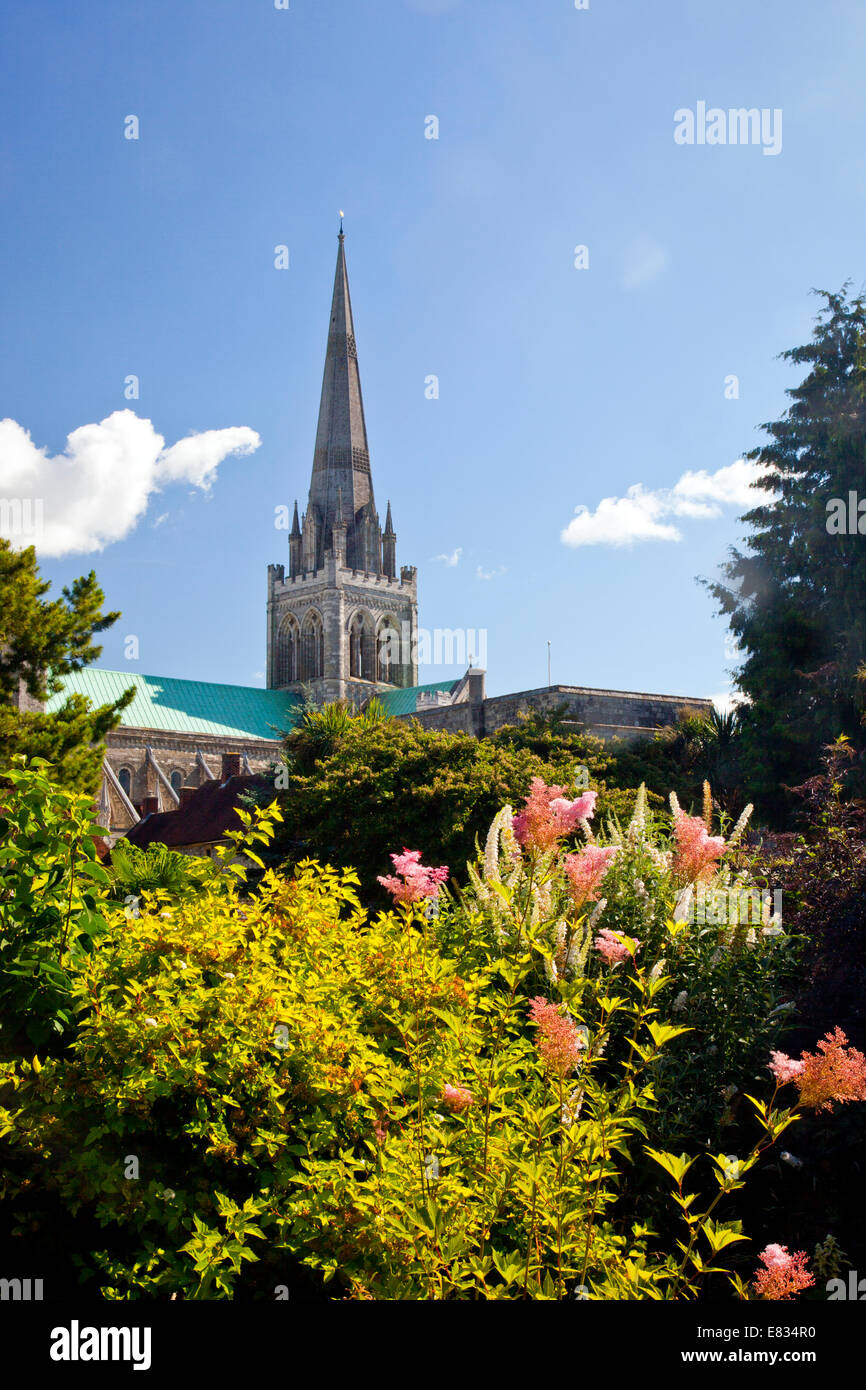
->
0;763;845;1301
0;756;112;1051
268;712;653;902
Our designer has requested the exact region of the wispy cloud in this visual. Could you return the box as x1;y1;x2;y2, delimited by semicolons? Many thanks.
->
561;458;769;549
477;563;506;581
434;546;463;567
711;690;749;715
724;633;742;662
0;409;260;556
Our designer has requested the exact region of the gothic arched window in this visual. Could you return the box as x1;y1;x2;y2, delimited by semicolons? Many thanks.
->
118;766;132;797
277;614;300;685
348;611;376;681
301;610;324;680
377;619;401;684
170;770;183;797
348;613;362;678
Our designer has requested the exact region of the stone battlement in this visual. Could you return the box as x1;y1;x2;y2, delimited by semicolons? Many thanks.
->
269;564;416;595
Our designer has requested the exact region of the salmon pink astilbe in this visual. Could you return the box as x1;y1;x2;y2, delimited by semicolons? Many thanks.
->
512;778;597;853
564;845;619;912
594;928;640;965
752;1245;815;1300
770;1028;866;1113
377;849;449;905
441;1084;473;1113
671;811;726;884
528;997;586;1078
768;1052;805;1085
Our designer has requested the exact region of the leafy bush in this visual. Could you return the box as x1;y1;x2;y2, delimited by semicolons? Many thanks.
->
1;762;853;1301
0;756;112;1050
738;738;866;1271
267;712;651;902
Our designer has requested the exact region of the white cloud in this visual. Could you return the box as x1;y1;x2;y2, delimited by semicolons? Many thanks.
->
476;563;506;581
671;458;767;513
434;546;463;567
711;690;749;715
723;633;742;662
0;410;260;557
561;458;771;549
562;486;683;548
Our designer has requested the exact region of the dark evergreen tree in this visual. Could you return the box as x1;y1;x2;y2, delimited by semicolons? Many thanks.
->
0;539;133;790
705;286;866;817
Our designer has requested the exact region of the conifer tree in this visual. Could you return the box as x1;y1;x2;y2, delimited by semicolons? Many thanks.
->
0;539;133;789
706;286;866;814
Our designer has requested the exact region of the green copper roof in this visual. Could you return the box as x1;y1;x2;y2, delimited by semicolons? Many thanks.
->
375;680;458;717
47;669;301;742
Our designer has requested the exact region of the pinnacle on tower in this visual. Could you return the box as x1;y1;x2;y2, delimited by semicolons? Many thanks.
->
382;499;397;579
288;499;302;579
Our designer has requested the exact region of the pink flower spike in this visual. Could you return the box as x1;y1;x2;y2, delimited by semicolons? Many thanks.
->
768;1051;806;1085
564;845;619;912
671;810;726;884
512;778;597;853
752;1245;814;1300
378;848;449;905
594;928;640;965
441;1084;473;1113
528;996;587;1078
795;1027;866;1113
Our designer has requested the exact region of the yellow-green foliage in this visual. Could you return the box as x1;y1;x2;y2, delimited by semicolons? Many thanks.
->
0;765;813;1300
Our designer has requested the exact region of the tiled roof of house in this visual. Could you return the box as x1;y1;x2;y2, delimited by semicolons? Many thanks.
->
47;669;300;741
123;774;269;849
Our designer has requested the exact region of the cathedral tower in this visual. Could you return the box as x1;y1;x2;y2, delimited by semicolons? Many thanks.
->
267;230;418;702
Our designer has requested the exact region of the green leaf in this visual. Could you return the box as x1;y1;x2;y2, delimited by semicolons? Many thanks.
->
644;1147;697;1186
78;860;111;886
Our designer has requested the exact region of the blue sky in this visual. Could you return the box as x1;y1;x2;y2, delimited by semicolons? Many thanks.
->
1;0;864;703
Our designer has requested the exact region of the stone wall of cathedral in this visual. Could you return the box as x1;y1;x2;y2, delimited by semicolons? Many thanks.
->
405;684;712;742
267;550;418;701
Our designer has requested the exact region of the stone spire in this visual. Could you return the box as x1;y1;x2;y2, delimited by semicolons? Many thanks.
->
304;230;379;572
267;226;419;697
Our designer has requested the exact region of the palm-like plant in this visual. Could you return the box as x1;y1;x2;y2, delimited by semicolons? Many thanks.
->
286;697;390;773
109;840;207;901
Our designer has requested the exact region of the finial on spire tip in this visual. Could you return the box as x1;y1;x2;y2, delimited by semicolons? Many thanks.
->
338;209;344;236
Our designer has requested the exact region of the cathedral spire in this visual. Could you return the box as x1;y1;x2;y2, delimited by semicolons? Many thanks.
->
268;228;419;696
306;230;376;570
